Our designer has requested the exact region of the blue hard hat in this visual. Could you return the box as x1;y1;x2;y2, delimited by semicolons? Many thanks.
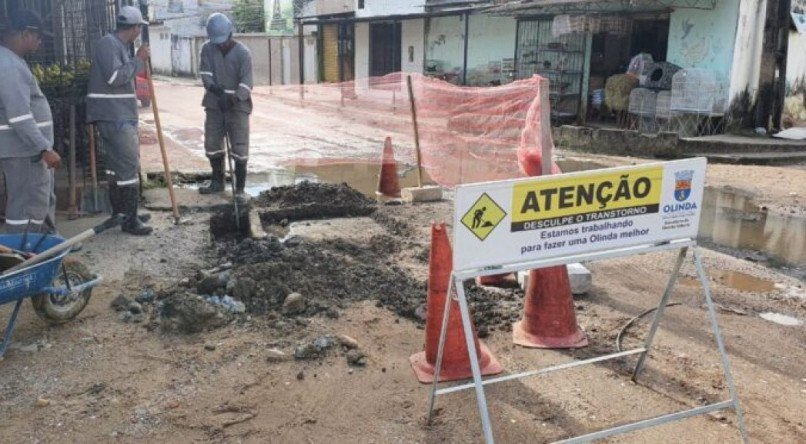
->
206;13;233;44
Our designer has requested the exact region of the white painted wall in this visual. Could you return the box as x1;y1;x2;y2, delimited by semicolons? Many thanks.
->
356;0;424;18
354;21;370;87
304;28;319;84
728;0;767;102
425;15;465;80
150;25;174;75
465;14;516;85
401;18;425;74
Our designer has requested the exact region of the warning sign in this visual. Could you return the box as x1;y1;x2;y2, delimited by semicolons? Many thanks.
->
460;193;507;241
452;158;707;272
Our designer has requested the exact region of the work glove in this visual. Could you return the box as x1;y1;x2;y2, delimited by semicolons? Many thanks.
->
206;84;224;97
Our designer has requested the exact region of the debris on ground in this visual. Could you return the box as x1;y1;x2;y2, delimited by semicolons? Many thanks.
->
255;182;376;223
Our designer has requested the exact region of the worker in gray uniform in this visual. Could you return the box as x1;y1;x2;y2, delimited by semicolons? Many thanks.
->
0;10;61;234
198;13;253;204
86;6;152;235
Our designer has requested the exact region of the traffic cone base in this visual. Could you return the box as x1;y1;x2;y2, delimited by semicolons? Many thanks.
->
410;342;503;384
377;136;401;198
475;273;518;288
512;320;588;349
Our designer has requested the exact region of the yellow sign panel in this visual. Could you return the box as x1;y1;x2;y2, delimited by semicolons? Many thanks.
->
511;166;663;232
461;193;507;241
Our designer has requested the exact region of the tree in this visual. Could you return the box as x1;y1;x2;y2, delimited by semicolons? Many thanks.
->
232;0;266;33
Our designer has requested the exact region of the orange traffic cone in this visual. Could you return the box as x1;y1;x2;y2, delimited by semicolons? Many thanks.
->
376;137;401;198
513;266;588;348
410;222;503;383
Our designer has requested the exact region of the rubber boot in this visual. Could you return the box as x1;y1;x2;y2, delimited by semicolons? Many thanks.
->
234;161;249;205
109;181;150;222
199;157;225;194
120;186;153;236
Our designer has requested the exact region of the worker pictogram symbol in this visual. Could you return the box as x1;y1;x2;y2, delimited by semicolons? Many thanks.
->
461;193;506;241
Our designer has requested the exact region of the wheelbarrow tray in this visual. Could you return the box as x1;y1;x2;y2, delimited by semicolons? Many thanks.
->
0;234;70;305
0;233;98;358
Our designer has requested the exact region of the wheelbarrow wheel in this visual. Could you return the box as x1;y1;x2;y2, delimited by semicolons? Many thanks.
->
31;259;93;324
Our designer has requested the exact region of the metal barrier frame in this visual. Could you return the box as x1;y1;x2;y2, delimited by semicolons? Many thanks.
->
424;240;749;443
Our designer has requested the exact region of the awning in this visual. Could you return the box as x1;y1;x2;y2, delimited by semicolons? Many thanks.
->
486;0;717;16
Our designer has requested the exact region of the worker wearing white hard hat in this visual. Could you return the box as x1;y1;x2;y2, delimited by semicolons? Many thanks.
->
198;12;253;203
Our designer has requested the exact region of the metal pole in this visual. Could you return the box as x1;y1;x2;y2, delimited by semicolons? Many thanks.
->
693;248;750;443
68;104;78;219
406;75;424;188
538;77;553;176
298;20;305;101
632;247;687;381
455;279;495;443
426;275;455;424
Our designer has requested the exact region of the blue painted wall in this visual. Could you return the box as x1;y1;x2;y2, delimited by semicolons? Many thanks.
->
666;0;741;87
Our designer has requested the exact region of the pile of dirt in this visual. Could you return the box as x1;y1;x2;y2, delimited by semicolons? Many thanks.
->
218;234;523;334
254;182;376;223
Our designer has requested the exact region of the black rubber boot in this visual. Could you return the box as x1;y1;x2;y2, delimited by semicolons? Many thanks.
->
120;186;153;236
234;161;249;204
199;157;225;194
109;181;150;222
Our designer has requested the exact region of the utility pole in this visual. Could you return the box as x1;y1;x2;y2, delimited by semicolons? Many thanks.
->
756;0;791;132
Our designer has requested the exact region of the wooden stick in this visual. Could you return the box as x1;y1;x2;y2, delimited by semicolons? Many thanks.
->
538;77;553;177
406;75;423;188
145;58;180;222
88;124;98;212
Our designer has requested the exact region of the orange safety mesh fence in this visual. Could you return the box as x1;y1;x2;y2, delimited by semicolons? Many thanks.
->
248;72;554;186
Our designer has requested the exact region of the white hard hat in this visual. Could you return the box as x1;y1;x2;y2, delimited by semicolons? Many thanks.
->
206;13;233;44
117;6;148;26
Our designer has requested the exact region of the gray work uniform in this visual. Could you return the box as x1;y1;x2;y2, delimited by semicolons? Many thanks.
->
199;40;253;163
86;33;143;189
0;46;57;234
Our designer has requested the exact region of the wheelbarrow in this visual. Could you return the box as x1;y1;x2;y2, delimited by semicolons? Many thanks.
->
0;215;124;359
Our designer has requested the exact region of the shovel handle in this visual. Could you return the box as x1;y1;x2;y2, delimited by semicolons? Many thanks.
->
1;214;125;276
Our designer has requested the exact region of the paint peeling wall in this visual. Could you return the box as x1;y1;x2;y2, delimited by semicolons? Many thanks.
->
728;0;767;102
667;0;742;100
356;0;423;18
424;15;465;82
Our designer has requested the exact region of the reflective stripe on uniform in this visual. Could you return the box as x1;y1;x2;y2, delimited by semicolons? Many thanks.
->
230;153;248;161
8;113;33;123
107;70;119;85
105;170;116;175
87;93;136;98
0;121;52;131
200;71;214;77
238;83;251;92
5;218;44;225
224;90;236;94
117;178;138;186
206;150;225;156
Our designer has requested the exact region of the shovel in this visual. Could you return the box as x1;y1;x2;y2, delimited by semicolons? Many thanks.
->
2;214;125;276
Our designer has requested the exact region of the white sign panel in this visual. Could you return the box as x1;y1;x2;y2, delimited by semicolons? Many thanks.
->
453;158;707;272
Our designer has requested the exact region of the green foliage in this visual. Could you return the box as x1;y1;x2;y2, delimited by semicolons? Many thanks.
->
232;0;266;33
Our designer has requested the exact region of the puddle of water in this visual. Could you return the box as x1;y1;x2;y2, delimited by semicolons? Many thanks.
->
698;187;806;270
185;162;429;199
678;270;776;293
759;312;804;327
